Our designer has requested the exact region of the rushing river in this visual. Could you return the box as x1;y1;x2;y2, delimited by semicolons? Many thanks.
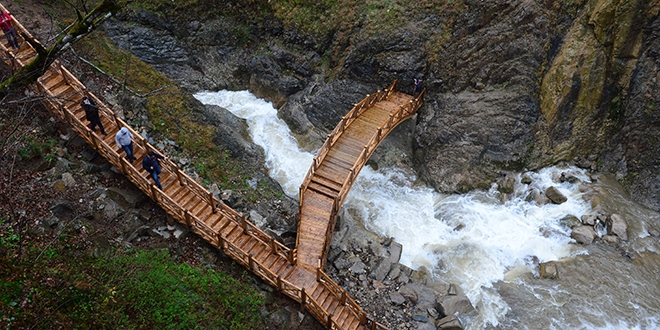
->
194;90;660;330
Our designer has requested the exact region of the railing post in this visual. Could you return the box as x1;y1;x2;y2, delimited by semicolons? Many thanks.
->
249;255;255;270
209;192;217;214
184;210;192;227
301;289;307;314
113;113;122;130
217;232;224;248
176;168;185;186
269;237;277;254
341;290;346;304
150;184;159;202
87;130;99;150
119;156;128;174
277;275;282;291
240;215;248;232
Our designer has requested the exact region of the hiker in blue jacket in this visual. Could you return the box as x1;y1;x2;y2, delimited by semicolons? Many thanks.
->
142;151;167;189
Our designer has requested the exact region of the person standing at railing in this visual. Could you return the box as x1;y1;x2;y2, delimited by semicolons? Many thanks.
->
142;151;167;190
115;127;136;162
81;96;107;135
413;78;423;97
0;9;19;50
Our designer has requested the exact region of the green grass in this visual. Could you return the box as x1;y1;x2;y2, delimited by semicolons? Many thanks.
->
0;245;264;329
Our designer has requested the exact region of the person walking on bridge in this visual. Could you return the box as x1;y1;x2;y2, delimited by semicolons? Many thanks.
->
142;151;167;189
81;96;107;135
115;127;136;162
0;9;19;50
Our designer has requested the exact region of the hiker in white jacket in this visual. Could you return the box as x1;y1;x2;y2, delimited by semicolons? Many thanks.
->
115;127;136;162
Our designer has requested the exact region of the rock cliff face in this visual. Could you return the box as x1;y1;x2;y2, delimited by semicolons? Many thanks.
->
104;0;660;210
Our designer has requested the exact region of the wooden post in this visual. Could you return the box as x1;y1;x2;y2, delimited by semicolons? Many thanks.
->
113;113;122;130
208;192;217;214
119;156;127;175
176;168;185;186
300;289;307;314
240;215;248;232
184;210;192;227
249;255;255;271
217;232;224;248
269;238;277;254
150;183;158;202
277;275;282;291
58;64;69;85
88;130;99;150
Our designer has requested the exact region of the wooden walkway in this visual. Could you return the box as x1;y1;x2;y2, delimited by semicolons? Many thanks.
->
296;81;425;272
0;5;422;330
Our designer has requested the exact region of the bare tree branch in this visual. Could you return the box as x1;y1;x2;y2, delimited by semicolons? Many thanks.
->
0;0;127;99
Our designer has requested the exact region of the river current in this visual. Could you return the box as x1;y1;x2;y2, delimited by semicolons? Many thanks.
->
194;90;660;330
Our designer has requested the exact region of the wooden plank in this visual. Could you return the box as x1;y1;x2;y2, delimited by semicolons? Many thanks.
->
307;182;338;200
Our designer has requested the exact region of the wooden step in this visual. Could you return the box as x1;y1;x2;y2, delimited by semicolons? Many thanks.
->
307;182;338;200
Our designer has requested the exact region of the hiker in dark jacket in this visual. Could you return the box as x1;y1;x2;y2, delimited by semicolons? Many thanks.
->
81;96;106;135
142;151;167;189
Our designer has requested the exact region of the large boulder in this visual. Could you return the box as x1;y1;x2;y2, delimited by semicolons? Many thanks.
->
545;186;568;204
571;225;597;245
435;295;477;319
607;213;628;240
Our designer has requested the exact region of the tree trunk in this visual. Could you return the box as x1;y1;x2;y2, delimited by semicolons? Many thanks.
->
0;0;126;99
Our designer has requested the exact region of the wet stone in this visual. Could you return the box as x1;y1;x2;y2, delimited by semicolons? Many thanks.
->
607;214;628;240
546;186;567;204
540;261;559;279
582;214;597;226
436;315;463;330
571;225;596;245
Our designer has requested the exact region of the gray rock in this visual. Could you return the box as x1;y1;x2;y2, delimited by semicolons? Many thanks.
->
607;214;628;240
525;188;546;205
61;173;76;187
388;264;401;281
105;187;145;209
545;186;567;204
412;311;429;322
539;261;559;279
389;241;403;263
267;307;292;328
571;225;597;245
521;174;533;184
435;295;476;319
436;315;463;330
559;215;582;229
369;256;393;282
399;284;419;304
601;235;620;244
581;214;597;226
349;261;366;274
50;201;73;215
390;292;406;305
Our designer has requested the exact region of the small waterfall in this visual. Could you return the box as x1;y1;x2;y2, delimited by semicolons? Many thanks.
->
194;90;660;330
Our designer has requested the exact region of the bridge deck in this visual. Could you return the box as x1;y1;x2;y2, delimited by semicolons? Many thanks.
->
296;91;417;271
0;4;408;329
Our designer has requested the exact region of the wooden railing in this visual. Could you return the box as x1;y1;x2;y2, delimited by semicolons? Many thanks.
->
298;80;398;200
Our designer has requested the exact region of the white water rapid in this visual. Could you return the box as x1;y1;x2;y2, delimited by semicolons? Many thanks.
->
194;90;660;330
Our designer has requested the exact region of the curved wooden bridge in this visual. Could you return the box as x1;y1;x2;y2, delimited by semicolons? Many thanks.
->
0;5;423;330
